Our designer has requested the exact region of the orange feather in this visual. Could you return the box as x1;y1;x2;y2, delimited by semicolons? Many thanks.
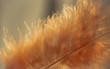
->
0;0;110;69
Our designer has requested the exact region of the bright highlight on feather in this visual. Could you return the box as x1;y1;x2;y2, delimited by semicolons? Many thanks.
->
0;0;110;69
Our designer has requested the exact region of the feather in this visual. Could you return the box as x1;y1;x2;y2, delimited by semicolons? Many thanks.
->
0;0;110;69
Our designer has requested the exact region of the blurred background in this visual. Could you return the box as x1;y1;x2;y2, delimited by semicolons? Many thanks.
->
0;0;110;69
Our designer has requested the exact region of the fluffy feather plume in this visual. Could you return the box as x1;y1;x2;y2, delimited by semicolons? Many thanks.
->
0;0;110;69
